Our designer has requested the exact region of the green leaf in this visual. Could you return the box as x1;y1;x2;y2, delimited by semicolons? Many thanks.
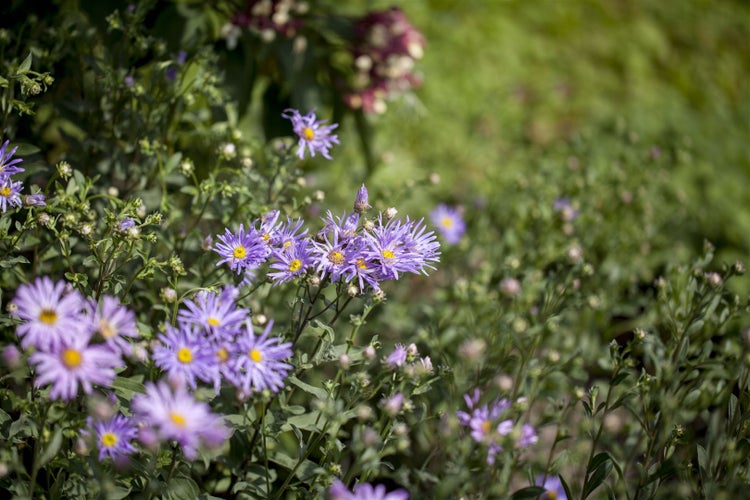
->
288;376;329;401
37;427;63;467
111;375;146;401
583;453;613;499
511;486;546;499
18;52;33;74
165;476;200;500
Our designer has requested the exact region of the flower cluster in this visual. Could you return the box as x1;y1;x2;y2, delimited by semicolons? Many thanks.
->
343;7;426;114
11;276;137;400
231;0;307;41
456;389;538;465
213;185;440;294
1;139;44;213
152;286;293;396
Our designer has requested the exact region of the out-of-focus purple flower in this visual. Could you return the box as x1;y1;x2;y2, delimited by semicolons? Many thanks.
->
282;109;340;160
178;286;248;336
553;198;578;222
229;320;293;394
23;193;46;207
383;392;404;415
353;184;371;213
0;140;24;179
214;224;270;274
0;178;23;213
117;217;136;232
384;344;407;369
1;345;21;369
124;75;135;87
429;204;465;245
536;475;567;500
131;381;230;460
11;276;86;351
151;324;215;390
518;423;539;447
29;332;123;401
329;479;409;500
81;414;138;461
86;295;139;356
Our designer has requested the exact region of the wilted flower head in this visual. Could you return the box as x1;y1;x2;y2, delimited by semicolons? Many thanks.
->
282;108;340;160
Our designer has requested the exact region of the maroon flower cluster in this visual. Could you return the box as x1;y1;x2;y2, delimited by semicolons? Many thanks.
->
343;7;426;114
231;0;307;40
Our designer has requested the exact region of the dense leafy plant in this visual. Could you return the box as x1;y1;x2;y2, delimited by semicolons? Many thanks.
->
2;1;750;499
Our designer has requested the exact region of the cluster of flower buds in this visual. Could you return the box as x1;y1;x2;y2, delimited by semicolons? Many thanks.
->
343;7;426;114
231;0;308;41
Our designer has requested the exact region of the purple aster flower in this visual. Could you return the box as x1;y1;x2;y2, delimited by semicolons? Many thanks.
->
310;224;356;283
177;286;248;336
384;344;407;369
329;479;409;500
29;332;123;401
11;276;86;351
0;178;23;213
536;475;567;500
268;239;313;285
429;204;465;245
229;320;293;394
465;398;511;443
282;108;340;160
151;324;216;390
257;209;282;246
85;295;139;355
364;215;440;281
23;193;46;207
0;140;25;179
2;345;21;369
320;210;360;242
82;414;138;461
383;392;405;415
272;217;308;252
214;224;270;274
353;184;371;213
132;381;230;460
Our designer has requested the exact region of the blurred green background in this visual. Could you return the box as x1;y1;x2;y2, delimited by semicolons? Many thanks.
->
323;0;750;290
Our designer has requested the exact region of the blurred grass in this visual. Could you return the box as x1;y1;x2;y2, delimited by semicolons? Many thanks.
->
320;0;750;292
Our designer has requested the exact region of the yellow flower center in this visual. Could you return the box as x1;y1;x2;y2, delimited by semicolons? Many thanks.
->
39;308;57;325
98;319;116;339
356;258;368;270
233;245;247;259
328;250;344;266
169;412;187;427
217;347;229;363
283;240;293;249
442;217;453;228
481;420;492;434
207;316;221;327
61;348;83;369
546;492;557;500
288;259;302;272
382;249;395;260
262;232;271;242
0;187;10;197
302;127;315;141
101;432;118;448
177;347;193;364
249;349;262;363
